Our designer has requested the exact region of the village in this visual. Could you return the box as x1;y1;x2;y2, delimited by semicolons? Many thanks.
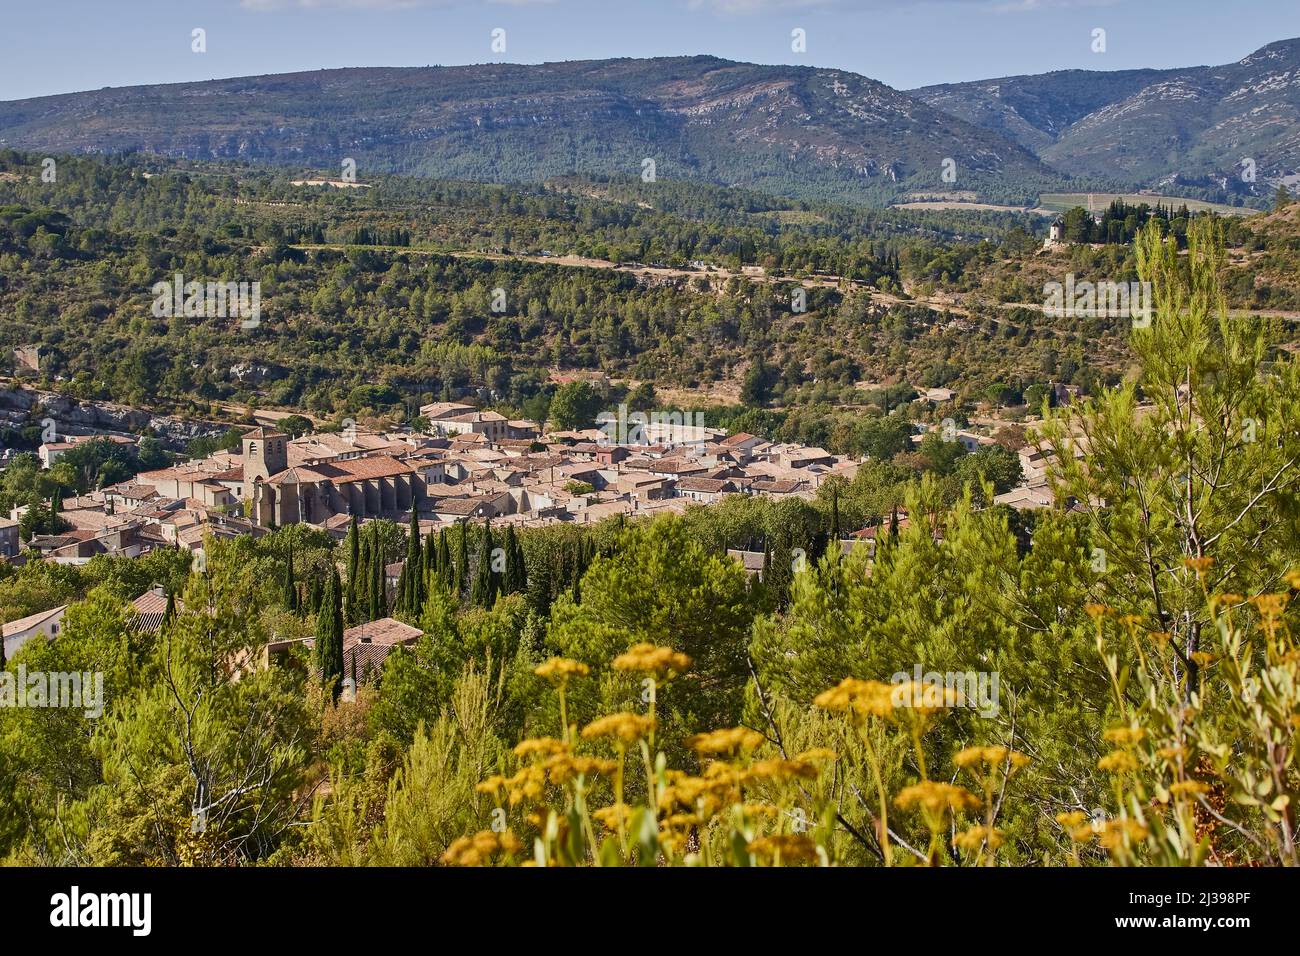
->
0;382;1066;661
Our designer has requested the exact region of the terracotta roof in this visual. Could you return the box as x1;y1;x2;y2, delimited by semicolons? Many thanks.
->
267;455;416;485
343;617;422;647
2;605;68;638
130;586;185;632
677;477;734;494
242;426;286;440
434;498;485;516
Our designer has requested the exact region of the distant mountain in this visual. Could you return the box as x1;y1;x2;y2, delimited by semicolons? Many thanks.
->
914;39;1300;199
0;56;1066;207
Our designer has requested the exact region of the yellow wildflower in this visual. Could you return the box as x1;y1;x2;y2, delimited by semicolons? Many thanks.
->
533;657;590;683
747;834;819;865
441;829;521;866
686;726;764;757
592;803;632;831
954;825;1004;851
1098;819;1149;850
513;737;568;759
475;774;509;796
954;745;1031;771
1098;750;1139;773
894;781;981;815
611;642;691;676
747;758;818;782
1250;593;1289;618
543;753;617;785
813;678;897;718
1102;726;1146;747
1055;811;1094;842
581;712;656;745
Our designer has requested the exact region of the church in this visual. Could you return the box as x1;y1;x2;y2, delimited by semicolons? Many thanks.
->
241;427;426;527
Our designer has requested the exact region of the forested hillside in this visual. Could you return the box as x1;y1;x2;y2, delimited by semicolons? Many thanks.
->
0;151;1154;439
3;219;1299;868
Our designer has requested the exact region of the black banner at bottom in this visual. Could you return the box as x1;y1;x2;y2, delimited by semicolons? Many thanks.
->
0;864;1278;942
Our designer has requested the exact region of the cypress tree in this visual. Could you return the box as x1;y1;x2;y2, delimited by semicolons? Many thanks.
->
163;589;177;629
369;527;385;621
423;531;437;592
394;562;410;618
570;540;582;603
454;521;470;601
306;573;321;614
282;541;298;612
315;567;345;702
405;509;423;615
830;485;841;543
502;525;524;595
345;515;360;619
471;520;496;608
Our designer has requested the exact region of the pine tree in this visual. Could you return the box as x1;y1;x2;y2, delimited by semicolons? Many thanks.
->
315;567;345;702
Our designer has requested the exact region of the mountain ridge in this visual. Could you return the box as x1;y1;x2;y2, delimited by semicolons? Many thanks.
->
913;37;1300;197
3;41;1299;208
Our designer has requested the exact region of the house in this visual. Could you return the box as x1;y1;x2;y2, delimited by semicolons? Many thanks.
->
440;411;509;442
419;401;476;423
39;434;137;470
780;446;835;469
341;618;424;682
675;476;736;504
129;585;183;632
993;485;1057;511
0;518;17;558
922;387;957;405
506;420;542;440
955;430;995;453
719;432;765;463
2;605;68;660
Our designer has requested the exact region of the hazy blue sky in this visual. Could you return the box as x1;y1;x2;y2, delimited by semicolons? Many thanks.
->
3;0;1298;100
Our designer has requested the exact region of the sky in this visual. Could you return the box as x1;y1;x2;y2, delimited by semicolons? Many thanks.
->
2;0;1298;101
